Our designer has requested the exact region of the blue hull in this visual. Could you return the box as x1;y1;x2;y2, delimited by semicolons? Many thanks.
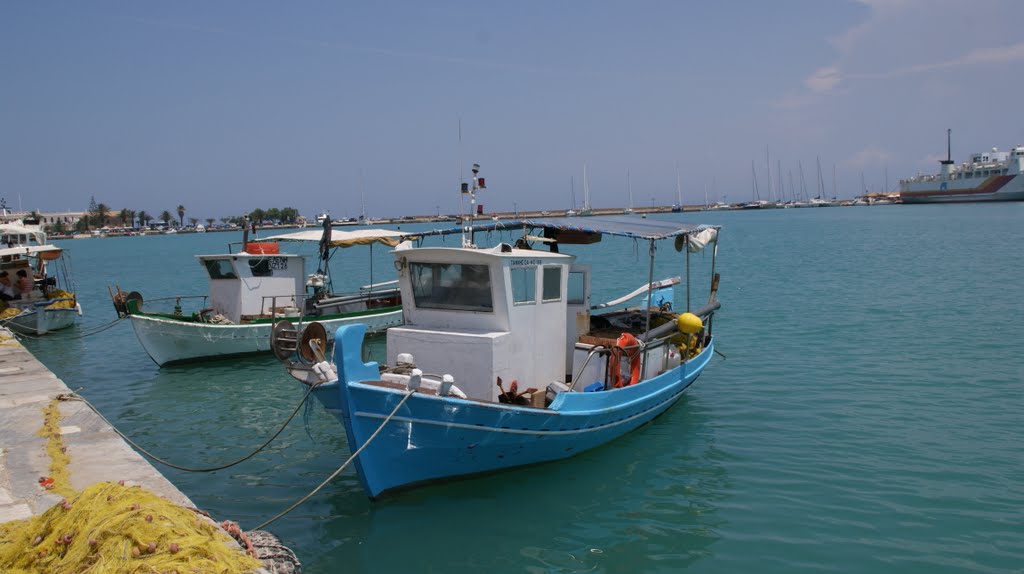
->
314;324;714;499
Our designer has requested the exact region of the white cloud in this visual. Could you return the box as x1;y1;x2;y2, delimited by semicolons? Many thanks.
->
843;146;891;169
846;41;1024;82
780;0;1024;108
806;66;842;93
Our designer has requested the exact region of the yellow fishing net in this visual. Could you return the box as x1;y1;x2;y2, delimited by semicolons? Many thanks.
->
0;482;264;573
38;400;74;499
45;290;76;309
0;306;25;319
0;400;264;574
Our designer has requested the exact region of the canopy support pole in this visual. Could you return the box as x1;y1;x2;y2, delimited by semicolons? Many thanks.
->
686;241;691;312
641;239;656;379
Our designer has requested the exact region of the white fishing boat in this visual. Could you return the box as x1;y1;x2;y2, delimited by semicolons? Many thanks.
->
0;222;81;336
114;219;410;366
900;130;1024;204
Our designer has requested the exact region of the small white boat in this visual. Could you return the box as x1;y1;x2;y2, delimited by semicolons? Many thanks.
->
0;223;81;336
115;221;411;366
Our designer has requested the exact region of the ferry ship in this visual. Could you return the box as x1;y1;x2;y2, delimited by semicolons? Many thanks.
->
899;131;1024;204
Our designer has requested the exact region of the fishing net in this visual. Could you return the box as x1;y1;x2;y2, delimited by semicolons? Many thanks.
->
0;399;265;573
44;290;76;309
0;482;264;573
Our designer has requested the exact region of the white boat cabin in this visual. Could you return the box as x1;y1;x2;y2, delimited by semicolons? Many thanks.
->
197;248;305;323
387;243;577;402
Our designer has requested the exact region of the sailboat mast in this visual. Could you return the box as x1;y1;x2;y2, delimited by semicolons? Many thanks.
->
627;169;633;209
816;156;824;199
676;162;682;206
752;161;760;201
583;163;591;211
359;168;367;223
777;159;783;202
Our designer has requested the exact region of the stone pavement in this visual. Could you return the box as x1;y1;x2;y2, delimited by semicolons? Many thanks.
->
0;327;279;572
0;326;194;521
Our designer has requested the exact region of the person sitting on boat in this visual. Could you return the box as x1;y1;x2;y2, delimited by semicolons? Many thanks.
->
15;269;34;298
0;272;15;301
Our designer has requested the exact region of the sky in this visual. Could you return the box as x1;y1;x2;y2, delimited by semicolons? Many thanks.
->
3;1;1023;221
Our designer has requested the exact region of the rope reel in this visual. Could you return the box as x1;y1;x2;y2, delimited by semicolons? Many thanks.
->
298;321;328;363
270;320;300;361
109;286;143;317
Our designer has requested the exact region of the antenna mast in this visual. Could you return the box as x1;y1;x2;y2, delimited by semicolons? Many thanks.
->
461;163;485;247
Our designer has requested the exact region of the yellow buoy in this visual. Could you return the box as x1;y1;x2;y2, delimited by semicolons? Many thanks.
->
676;312;703;334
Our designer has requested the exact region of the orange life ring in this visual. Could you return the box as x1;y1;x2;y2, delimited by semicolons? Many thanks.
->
610;332;642;388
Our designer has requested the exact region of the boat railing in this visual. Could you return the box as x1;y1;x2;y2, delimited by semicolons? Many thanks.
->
313;287;400;309
569;345;609;392
639;300;720;343
261;294;303;320
137;294;209;316
360;279;399;292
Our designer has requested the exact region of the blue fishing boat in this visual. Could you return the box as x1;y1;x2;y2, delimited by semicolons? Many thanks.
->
274;170;723;499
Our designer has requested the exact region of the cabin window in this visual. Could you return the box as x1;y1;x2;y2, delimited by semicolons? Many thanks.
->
249;258;272;277
567;271;586;304
542;266;562;302
410;262;493;312
204;259;237;280
511;267;536;305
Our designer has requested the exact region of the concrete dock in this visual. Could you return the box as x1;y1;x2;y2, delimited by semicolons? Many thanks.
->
0;327;285;572
0;326;195;523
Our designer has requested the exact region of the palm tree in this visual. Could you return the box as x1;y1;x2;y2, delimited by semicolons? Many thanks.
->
177;205;186;227
160;210;174;228
205;218;215;228
95;203;111;227
137;210;150;228
118;208;133;228
188;217;198;227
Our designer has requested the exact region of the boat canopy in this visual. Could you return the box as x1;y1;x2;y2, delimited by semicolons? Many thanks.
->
513;216;718;241
0;244;62;258
262;228;412;248
454;216;719;252
0;223;47;246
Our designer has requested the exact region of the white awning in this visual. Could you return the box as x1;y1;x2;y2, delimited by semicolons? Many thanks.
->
262;228;411;248
0;224;46;245
0;244;62;258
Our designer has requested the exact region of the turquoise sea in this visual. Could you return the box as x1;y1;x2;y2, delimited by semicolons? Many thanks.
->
24;204;1024;573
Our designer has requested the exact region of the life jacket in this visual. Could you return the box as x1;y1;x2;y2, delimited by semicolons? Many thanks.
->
610;332;642;388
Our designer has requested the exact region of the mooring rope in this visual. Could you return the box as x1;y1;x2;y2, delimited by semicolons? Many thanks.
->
252;389;415;530
5;315;126;341
57;378;323;473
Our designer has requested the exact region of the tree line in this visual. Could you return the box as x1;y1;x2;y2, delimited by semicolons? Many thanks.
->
42;197;302;234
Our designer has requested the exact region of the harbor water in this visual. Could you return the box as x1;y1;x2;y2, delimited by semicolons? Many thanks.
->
23;204;1023;573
